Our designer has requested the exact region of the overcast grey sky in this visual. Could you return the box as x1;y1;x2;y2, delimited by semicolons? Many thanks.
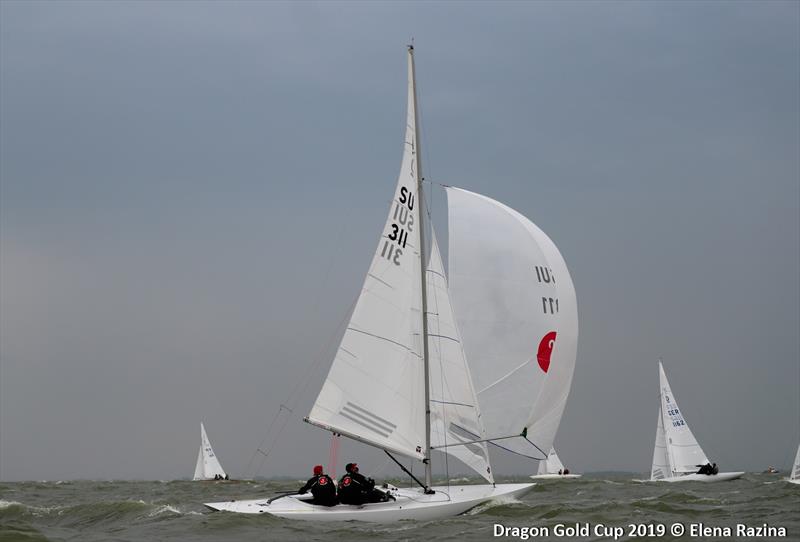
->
1;1;798;482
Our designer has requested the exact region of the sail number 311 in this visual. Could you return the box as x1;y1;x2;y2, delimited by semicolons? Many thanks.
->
381;186;415;266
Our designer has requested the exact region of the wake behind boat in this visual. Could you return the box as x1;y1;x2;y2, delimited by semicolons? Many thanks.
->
649;361;743;483
206;45;578;521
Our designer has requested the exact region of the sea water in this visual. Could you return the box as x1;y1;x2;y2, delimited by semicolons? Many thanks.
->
1;474;798;541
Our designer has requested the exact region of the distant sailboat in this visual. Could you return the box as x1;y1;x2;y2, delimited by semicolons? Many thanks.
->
650;362;743;482
193;423;228;481
530;448;581;479
788;444;800;485
205;45;579;522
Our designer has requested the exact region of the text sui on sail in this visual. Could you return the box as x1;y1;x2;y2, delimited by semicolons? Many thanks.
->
381;186;415;266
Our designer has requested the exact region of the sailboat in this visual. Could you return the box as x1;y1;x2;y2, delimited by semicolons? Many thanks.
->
530;448;581;479
206;45;578;521
788;444;800;485
193;422;228;481
649;361;743;482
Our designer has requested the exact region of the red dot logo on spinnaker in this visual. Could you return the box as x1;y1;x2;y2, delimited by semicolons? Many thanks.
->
537;331;557;373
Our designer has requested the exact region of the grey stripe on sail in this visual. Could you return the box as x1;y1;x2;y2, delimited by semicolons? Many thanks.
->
344;401;397;430
437;423;487;457
339;412;391;438
449;423;480;441
340;407;395;436
463;442;486;457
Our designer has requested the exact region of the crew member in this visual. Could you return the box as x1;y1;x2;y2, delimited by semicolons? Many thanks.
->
338;463;393;504
299;465;337;506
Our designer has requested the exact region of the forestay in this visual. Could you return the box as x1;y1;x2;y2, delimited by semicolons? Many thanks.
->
427;231;493;483
537;448;566;475
658;362;708;474
194;423;227;480
446;187;578;458
306;55;426;461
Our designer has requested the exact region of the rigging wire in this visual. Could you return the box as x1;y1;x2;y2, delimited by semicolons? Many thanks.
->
243;213;360;479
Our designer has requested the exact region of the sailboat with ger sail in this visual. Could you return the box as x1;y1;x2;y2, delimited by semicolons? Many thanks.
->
193;423;228;481
205;45;579;521
649;361;743;482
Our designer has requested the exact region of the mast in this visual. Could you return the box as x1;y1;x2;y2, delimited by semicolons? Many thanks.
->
408;44;433;492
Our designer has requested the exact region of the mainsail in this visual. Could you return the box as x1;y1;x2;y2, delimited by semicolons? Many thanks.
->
427;232;493;483
193;423;227;480
306;50;426;461
446;187;578;458
537;448;566;475
791;444;800;481
657;362;709;475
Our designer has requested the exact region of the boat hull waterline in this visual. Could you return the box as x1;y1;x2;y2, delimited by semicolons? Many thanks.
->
205;483;534;522
651;472;744;483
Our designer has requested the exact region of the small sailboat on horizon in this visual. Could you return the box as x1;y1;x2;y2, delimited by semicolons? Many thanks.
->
193;422;229;481
649;361;743;483
530;448;581;479
205;44;579;522
787;444;800;485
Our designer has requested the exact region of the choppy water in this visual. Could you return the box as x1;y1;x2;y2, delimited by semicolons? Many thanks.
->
1;474;798;541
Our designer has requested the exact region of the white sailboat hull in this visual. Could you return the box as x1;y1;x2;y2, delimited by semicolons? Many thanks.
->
205;483;534;522
786;478;800;485
653;472;744;483
530;474;581;480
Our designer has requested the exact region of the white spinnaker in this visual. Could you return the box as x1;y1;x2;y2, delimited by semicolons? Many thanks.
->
446;187;578;458
537;448;566;475
658;362;708;473
791;444;800;480
194;423;226;480
306;54;426;461
427;232;493;483
651;409;671;480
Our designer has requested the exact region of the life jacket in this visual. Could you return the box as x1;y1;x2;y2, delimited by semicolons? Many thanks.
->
339;474;353;491
312;474;336;500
